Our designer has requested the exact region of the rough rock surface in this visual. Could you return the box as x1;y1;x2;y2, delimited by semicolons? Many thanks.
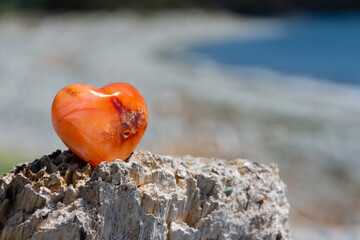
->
0;150;291;240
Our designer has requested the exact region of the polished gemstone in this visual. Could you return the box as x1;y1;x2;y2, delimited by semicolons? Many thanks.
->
51;83;148;167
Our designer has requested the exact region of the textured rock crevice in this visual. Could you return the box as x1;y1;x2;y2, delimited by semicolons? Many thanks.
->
0;150;291;240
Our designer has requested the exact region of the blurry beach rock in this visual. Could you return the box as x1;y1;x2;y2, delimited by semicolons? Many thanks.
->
0;150;290;239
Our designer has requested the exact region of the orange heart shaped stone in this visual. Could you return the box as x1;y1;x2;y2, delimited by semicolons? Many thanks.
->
51;83;148;167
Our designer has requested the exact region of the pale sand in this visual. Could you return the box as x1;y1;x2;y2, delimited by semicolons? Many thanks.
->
0;11;359;239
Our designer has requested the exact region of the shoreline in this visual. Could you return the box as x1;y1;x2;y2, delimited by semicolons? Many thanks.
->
0;11;359;239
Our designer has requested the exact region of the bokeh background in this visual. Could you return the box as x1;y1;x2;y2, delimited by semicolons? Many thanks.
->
0;1;360;239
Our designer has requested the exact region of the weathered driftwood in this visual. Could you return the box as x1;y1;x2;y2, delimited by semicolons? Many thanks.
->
0;150;291;240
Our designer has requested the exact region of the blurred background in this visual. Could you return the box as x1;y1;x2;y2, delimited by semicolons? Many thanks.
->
0;1;360;239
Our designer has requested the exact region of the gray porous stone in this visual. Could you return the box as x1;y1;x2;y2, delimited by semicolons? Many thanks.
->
0;150;291;240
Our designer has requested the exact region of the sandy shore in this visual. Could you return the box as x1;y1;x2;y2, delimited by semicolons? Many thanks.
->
0;11;359;239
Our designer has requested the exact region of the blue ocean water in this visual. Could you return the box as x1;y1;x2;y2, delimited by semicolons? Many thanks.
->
191;14;360;85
